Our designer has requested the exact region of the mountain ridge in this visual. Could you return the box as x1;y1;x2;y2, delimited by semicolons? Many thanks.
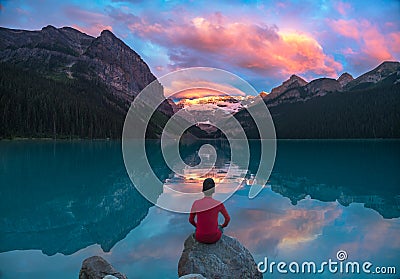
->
0;25;164;104
265;74;308;102
234;62;400;139
0;25;174;139
344;61;400;90
0;25;399;139
262;61;400;107
337;72;354;87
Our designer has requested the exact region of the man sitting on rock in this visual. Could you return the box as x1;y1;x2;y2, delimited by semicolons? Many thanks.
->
189;178;230;244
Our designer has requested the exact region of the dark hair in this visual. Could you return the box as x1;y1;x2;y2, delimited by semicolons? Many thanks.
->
202;178;215;196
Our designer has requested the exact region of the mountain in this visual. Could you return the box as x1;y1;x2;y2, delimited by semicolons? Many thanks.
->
0;172;151;256
0;141;168;256
175;95;255;114
267;140;400;218
304;77;342;97
0;25;160;103
0;25;174;139
1;25;399;139
234;61;400;139
263;75;346;107
263;75;308;106
345;61;400;90
337;72;354;87
262;61;400;108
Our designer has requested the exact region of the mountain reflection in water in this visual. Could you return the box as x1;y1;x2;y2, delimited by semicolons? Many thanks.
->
0;140;399;279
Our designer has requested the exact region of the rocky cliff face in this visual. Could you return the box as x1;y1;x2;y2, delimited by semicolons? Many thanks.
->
234;61;400;139
0;25;93;55
262;61;399;107
337;72;354;87
79;256;127;279
0;25;170;111
264;76;344;107
345;61;400;90
178;234;262;279
83;29;161;102
267;74;308;99
0;25;176;138
305;78;342;97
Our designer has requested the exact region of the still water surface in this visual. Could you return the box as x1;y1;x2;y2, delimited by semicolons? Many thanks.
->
0;140;399;278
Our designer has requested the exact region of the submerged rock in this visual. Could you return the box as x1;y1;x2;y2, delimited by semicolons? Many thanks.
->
179;274;207;279
178;234;262;279
79;256;127;279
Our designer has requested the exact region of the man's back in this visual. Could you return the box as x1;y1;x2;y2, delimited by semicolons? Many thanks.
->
189;196;230;244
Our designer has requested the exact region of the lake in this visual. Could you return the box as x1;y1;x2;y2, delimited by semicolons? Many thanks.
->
0;140;399;278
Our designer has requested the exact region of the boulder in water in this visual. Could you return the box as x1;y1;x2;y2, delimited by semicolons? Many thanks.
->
79;256;127;279
178;234;262;279
179;274;207;279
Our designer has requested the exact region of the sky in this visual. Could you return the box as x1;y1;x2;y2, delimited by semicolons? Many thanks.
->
0;0;399;92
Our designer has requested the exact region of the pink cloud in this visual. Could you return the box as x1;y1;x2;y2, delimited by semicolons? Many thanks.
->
342;47;357;55
276;2;288;9
385;21;396;28
73;23;112;37
328;19;360;39
229;204;342;254
16;7;29;15
277;31;342;76
128;13;342;78
389;32;400;52
334;1;352;16
361;21;393;61
171;88;237;99
64;6;108;22
328;19;397;63
164;79;247;99
65;6;113;37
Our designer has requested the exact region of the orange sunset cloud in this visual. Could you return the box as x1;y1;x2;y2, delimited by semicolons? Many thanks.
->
163;79;247;99
171;88;231;99
128;13;342;78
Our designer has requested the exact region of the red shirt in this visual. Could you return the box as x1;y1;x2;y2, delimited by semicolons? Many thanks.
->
189;196;230;244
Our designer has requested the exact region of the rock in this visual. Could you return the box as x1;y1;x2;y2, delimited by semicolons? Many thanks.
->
0;25;179;137
178;234;262;279
337;72;354;87
84;29;161;102
0;26;171;111
304;78;342;97
345;61;400;90
79;256;127;279
263;74;308;106
268;74;308;99
179;274;207;279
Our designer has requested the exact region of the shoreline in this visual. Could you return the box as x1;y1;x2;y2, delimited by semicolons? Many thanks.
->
0;137;115;141
1;137;399;141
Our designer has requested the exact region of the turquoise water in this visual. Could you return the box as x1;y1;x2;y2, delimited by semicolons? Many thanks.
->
0;140;399;278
